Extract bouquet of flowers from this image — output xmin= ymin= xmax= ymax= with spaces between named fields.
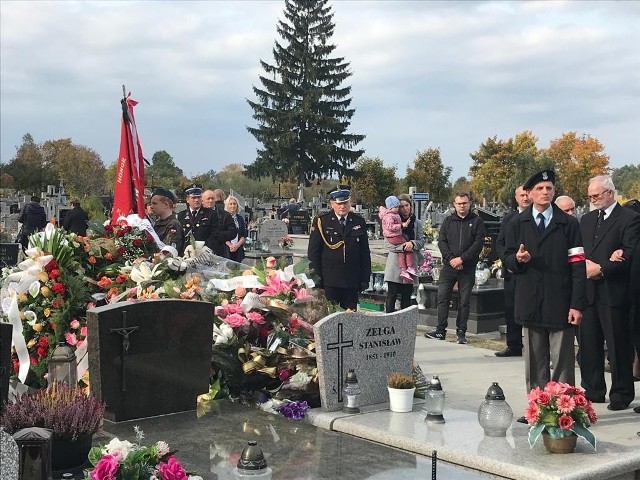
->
xmin=422 ymin=218 xmax=438 ymax=243
xmin=278 ymin=236 xmax=294 ymax=250
xmin=525 ymin=381 xmax=597 ymax=450
xmin=86 ymin=427 xmax=202 ymax=480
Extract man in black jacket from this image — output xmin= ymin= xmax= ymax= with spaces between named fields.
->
xmin=62 ymin=199 xmax=89 ymax=236
xmin=425 ymin=192 xmax=485 ymax=344
xmin=17 ymin=196 xmax=47 ymax=249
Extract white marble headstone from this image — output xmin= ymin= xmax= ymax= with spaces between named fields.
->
xmin=258 ymin=219 xmax=289 ymax=251
xmin=313 ymin=306 xmax=419 ymax=411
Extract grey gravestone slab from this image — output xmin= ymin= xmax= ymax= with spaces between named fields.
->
xmin=257 ymin=219 xmax=289 ymax=251
xmin=88 ymin=299 xmax=214 ymax=422
xmin=0 ymin=243 xmax=20 ymax=267
xmin=313 ymin=306 xmax=419 ymax=411
xmin=0 ymin=322 xmax=12 ymax=411
xmin=0 ymin=429 xmax=19 ymax=480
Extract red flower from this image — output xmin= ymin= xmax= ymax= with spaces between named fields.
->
xmin=36 ymin=345 xmax=47 ymax=358
xmin=117 ymin=247 xmax=127 ymax=255
xmin=158 ymin=457 xmax=188 ymax=480
xmin=558 ymin=414 xmax=574 ymax=430
xmin=38 ymin=337 xmax=48 ymax=347
xmin=44 ymin=260 xmax=59 ymax=272
xmin=145 ymin=232 xmax=154 ymax=243
xmin=48 ymin=269 xmax=60 ymax=280
xmin=115 ymin=274 xmax=128 ymax=284
xmin=51 ymin=283 xmax=66 ymax=295
xmin=52 ymin=299 xmax=60 ymax=309
xmin=132 ymin=238 xmax=142 ymax=247
xmin=104 ymin=224 xmax=114 ymax=232
xmin=121 ymin=225 xmax=132 ymax=235
xmin=30 ymin=356 xmax=38 ymax=365
xmin=12 ymin=359 xmax=19 ymax=374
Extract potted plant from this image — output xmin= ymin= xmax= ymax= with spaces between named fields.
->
xmin=387 ymin=372 xmax=416 ymax=412
xmin=525 ymin=381 xmax=597 ymax=453
xmin=0 ymin=382 xmax=105 ymax=471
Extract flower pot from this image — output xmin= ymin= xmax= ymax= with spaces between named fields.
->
xmin=52 ymin=434 xmax=93 ymax=471
xmin=388 ymin=387 xmax=416 ymax=412
xmin=542 ymin=432 xmax=577 ymax=454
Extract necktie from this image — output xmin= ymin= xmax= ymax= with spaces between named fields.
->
xmin=594 ymin=209 xmax=604 ymax=240
xmin=340 ymin=217 xmax=346 ymax=232
xmin=537 ymin=213 xmax=546 ymax=234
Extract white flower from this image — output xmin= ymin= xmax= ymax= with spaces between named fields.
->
xmin=130 ymin=262 xmax=163 ymax=285
xmin=23 ymin=310 xmax=37 ymax=324
xmin=287 ymin=372 xmax=311 ymax=390
xmin=213 ymin=323 xmax=234 ymax=346
xmin=156 ymin=440 xmax=170 ymax=456
xmin=105 ymin=438 xmax=135 ymax=462
xmin=28 ymin=281 xmax=40 ymax=298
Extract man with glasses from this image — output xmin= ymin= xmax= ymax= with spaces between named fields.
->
xmin=579 ymin=175 xmax=640 ymax=411
xmin=425 ymin=192 xmax=485 ymax=344
xmin=555 ymin=196 xmax=576 ymax=217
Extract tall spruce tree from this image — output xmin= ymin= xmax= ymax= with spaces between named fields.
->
xmin=246 ymin=0 xmax=365 ymax=186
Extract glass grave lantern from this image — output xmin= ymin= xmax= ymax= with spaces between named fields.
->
xmin=423 ymin=375 xmax=445 ymax=423
xmin=47 ymin=342 xmax=77 ymax=386
xmin=234 ymin=440 xmax=273 ymax=479
xmin=477 ymin=382 xmax=513 ymax=437
xmin=342 ymin=369 xmax=361 ymax=414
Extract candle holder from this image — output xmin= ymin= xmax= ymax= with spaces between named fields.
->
xmin=342 ymin=369 xmax=361 ymax=414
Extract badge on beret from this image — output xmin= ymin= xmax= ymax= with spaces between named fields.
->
xmin=542 ymin=171 xmax=548 ymax=180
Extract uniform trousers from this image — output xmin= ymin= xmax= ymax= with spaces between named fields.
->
xmin=503 ymin=276 xmax=523 ymax=351
xmin=524 ymin=326 xmax=576 ymax=392
xmin=324 ymin=287 xmax=359 ymax=311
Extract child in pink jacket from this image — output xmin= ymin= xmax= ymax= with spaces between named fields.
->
xmin=379 ymin=195 xmax=416 ymax=282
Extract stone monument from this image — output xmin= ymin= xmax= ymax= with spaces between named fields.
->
xmin=257 ymin=219 xmax=289 ymax=252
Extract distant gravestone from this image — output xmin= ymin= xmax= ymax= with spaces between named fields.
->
xmin=88 ymin=299 xmax=214 ymax=422
xmin=313 ymin=306 xmax=419 ymax=411
xmin=258 ymin=219 xmax=289 ymax=251
xmin=0 ymin=243 xmax=20 ymax=267
xmin=0 ymin=428 xmax=19 ymax=480
xmin=287 ymin=210 xmax=310 ymax=234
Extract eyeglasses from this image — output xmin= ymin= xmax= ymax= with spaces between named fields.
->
xmin=587 ymin=189 xmax=611 ymax=201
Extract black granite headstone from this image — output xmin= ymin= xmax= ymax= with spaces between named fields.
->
xmin=0 ymin=322 xmax=12 ymax=412
xmin=287 ymin=210 xmax=310 ymax=234
xmin=0 ymin=243 xmax=20 ymax=267
xmin=87 ymin=299 xmax=214 ymax=422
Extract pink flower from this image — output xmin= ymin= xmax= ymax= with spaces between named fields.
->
xmin=224 ymin=313 xmax=248 ymax=328
xmin=214 ymin=305 xmax=230 ymax=318
xmin=80 ymin=326 xmax=88 ymax=337
xmin=293 ymin=287 xmax=313 ymax=302
xmin=90 ymin=454 xmax=118 ymax=480
xmin=558 ymin=414 xmax=574 ymax=430
xmin=586 ymin=406 xmax=597 ymax=424
xmin=69 ymin=319 xmax=80 ymax=329
xmin=527 ymin=387 xmax=543 ymax=403
xmin=524 ymin=402 xmax=539 ymax=424
xmin=573 ymin=394 xmax=588 ymax=408
xmin=265 ymin=256 xmax=276 ymax=268
xmin=556 ymin=394 xmax=575 ymax=414
xmin=537 ymin=391 xmax=551 ymax=406
xmin=246 ymin=311 xmax=266 ymax=325
xmin=234 ymin=285 xmax=247 ymax=298
xmin=87 ymin=302 xmax=96 ymax=310
xmin=64 ymin=332 xmax=78 ymax=346
xmin=544 ymin=381 xmax=566 ymax=397
xmin=261 ymin=274 xmax=292 ymax=296
xmin=76 ymin=340 xmax=85 ymax=349
xmin=158 ymin=456 xmax=188 ymax=480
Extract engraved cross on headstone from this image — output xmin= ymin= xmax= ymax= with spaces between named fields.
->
xmin=326 ymin=323 xmax=354 ymax=403
xmin=109 ymin=311 xmax=139 ymax=392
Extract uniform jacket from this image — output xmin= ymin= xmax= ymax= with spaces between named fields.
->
xmin=495 ymin=210 xmax=518 ymax=280
xmin=437 ymin=210 xmax=486 ymax=272
xmin=18 ymin=201 xmax=47 ymax=233
xmin=178 ymin=207 xmax=238 ymax=257
xmin=308 ymin=211 xmax=371 ymax=289
xmin=505 ymin=204 xmax=586 ymax=329
xmin=62 ymin=206 xmax=89 ymax=236
xmin=153 ymin=214 xmax=184 ymax=255
xmin=384 ymin=216 xmax=425 ymax=284
xmin=580 ymin=203 xmax=640 ymax=307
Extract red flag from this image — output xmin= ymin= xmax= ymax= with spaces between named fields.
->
xmin=110 ymin=93 xmax=146 ymax=224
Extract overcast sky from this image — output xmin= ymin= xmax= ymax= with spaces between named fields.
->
xmin=1 ymin=0 xmax=638 ymax=184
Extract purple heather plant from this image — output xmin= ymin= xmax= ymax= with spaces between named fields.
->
xmin=0 ymin=382 xmax=105 ymax=441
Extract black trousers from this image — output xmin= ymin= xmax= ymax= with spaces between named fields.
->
xmin=324 ymin=286 xmax=359 ymax=311
xmin=503 ymin=276 xmax=523 ymax=350
xmin=385 ymin=281 xmax=413 ymax=313
xmin=435 ymin=266 xmax=474 ymax=334
xmin=579 ymin=295 xmax=635 ymax=405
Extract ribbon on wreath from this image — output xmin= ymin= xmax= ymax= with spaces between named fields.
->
xmin=237 ymin=342 xmax=277 ymax=378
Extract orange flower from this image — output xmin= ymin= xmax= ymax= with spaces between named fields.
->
xmin=43 ymin=308 xmax=51 ymax=318
xmin=88 ymin=256 xmax=97 ymax=264
xmin=40 ymin=286 xmax=51 ymax=297
xmin=107 ymin=287 xmax=119 ymax=298
xmin=97 ymin=276 xmax=113 ymax=288
xmin=104 ymin=252 xmax=113 ymax=260
xmin=83 ymin=243 xmax=90 ymax=252
xmin=242 ymin=269 xmax=254 ymax=276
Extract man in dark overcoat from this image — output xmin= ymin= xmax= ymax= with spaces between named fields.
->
xmin=505 ymin=170 xmax=586 ymax=416
xmin=308 ymin=188 xmax=371 ymax=310
xmin=494 ymin=185 xmax=530 ymax=357
xmin=178 ymin=184 xmax=237 ymax=257
xmin=62 ymin=199 xmax=89 ymax=236
xmin=579 ymin=175 xmax=640 ymax=411
xmin=17 ymin=196 xmax=47 ymax=249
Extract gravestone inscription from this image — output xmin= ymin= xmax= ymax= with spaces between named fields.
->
xmin=88 ymin=299 xmax=213 ymax=422
xmin=313 ymin=306 xmax=419 ymax=411
xmin=286 ymin=210 xmax=310 ymax=234
xmin=0 ymin=243 xmax=20 ymax=267
xmin=257 ymin=219 xmax=289 ymax=252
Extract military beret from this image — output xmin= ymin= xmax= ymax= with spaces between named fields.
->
xmin=184 ymin=184 xmax=203 ymax=197
xmin=152 ymin=187 xmax=176 ymax=202
xmin=523 ymin=170 xmax=555 ymax=190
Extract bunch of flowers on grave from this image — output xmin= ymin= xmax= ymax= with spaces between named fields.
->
xmin=0 ymin=225 xmax=90 ymax=388
xmin=418 ymin=248 xmax=433 ymax=276
xmin=278 ymin=235 xmax=294 ymax=250
xmin=91 ymin=218 xmax=158 ymax=264
xmin=86 ymin=426 xmax=203 ymax=480
xmin=204 ymin=256 xmax=329 ymax=414
xmin=525 ymin=381 xmax=597 ymax=450
xmin=422 ymin=218 xmax=438 ymax=243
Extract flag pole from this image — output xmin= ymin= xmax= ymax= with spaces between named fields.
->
xmin=122 ymin=84 xmax=126 ymax=99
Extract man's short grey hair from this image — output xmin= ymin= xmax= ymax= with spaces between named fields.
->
xmin=555 ymin=195 xmax=575 ymax=207
xmin=589 ymin=175 xmax=615 ymax=192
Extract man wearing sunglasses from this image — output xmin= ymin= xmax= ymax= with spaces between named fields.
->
xmin=579 ymin=175 xmax=640 ymax=411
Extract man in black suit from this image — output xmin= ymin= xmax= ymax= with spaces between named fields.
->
xmin=62 ymin=199 xmax=89 ymax=236
xmin=495 ymin=185 xmax=530 ymax=357
xmin=178 ymin=184 xmax=237 ymax=257
xmin=579 ymin=175 xmax=640 ymax=411
xmin=308 ymin=188 xmax=371 ymax=310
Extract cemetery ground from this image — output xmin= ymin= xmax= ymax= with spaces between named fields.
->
xmin=91 ymin=328 xmax=640 ymax=480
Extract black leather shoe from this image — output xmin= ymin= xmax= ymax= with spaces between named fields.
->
xmin=607 ymin=402 xmax=630 ymax=411
xmin=585 ymin=394 xmax=605 ymax=403
xmin=495 ymin=348 xmax=522 ymax=357
xmin=516 ymin=416 xmax=528 ymax=424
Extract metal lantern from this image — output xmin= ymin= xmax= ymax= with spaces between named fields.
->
xmin=47 ymin=342 xmax=77 ymax=386
xmin=343 ymin=369 xmax=361 ymax=414
xmin=13 ymin=427 xmax=53 ymax=480
xmin=234 ymin=440 xmax=273 ymax=479
xmin=423 ymin=375 xmax=445 ymax=423
xmin=477 ymin=382 xmax=513 ymax=437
